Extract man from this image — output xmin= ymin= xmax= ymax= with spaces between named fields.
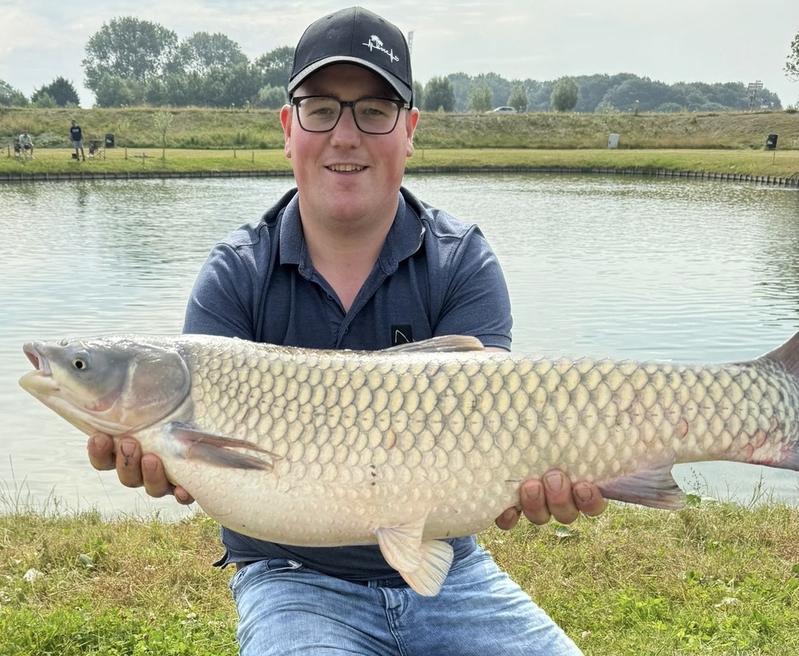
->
xmin=19 ymin=132 xmax=34 ymax=158
xmin=70 ymin=120 xmax=86 ymax=161
xmin=88 ymin=7 xmax=605 ymax=654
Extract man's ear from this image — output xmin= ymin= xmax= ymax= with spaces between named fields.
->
xmin=280 ymin=104 xmax=293 ymax=159
xmin=405 ymin=107 xmax=420 ymax=158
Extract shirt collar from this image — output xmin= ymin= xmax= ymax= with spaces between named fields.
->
xmin=278 ymin=190 xmax=425 ymax=276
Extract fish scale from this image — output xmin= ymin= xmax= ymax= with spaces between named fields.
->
xmin=19 ymin=331 xmax=799 ymax=596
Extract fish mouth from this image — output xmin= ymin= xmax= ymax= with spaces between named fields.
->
xmin=23 ymin=341 xmax=51 ymax=375
xmin=20 ymin=341 xmax=56 ymax=392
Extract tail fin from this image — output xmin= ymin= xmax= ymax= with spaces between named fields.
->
xmin=757 ymin=330 xmax=799 ymax=471
xmin=758 ymin=330 xmax=799 ymax=376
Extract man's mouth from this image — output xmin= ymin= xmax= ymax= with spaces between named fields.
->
xmin=327 ymin=164 xmax=366 ymax=173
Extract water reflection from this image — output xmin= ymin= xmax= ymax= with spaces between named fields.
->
xmin=1 ymin=174 xmax=798 ymax=517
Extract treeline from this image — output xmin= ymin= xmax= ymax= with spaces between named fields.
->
xmin=445 ymin=73 xmax=784 ymax=113
xmin=0 ymin=16 xmax=787 ymax=113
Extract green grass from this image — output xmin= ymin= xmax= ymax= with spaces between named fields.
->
xmin=1 ymin=106 xmax=797 ymax=151
xmin=2 ymin=147 xmax=798 ymax=181
xmin=2 ymin=496 xmax=798 ymax=655
xmin=2 ymin=106 xmax=797 ymax=179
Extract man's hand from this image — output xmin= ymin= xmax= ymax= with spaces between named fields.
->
xmin=87 ymin=433 xmax=194 ymax=505
xmin=495 ymin=469 xmax=607 ymax=530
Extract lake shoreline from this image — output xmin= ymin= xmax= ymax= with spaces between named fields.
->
xmin=2 ymin=163 xmax=798 ymax=187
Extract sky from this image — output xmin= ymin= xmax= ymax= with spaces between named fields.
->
xmin=1 ymin=0 xmax=797 ymax=108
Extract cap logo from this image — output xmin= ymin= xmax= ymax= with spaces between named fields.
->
xmin=362 ymin=35 xmax=399 ymax=64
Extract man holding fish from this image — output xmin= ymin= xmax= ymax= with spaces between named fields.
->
xmin=86 ymin=7 xmax=605 ymax=655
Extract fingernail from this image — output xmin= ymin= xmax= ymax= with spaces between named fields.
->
xmin=502 ymin=508 xmax=517 ymax=523
xmin=545 ymin=471 xmax=564 ymax=492
xmin=523 ymin=482 xmax=541 ymax=503
xmin=119 ymin=440 xmax=135 ymax=465
xmin=575 ymin=486 xmax=593 ymax=502
xmin=142 ymin=457 xmax=157 ymax=473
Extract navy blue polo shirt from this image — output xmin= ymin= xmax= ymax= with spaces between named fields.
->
xmin=184 ymin=186 xmax=513 ymax=581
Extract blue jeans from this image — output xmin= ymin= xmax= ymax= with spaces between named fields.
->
xmin=229 ymin=545 xmax=582 ymax=655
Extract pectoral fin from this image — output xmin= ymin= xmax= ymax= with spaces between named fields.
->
xmin=166 ymin=423 xmax=279 ymax=471
xmin=383 ymin=335 xmax=485 ymax=353
xmin=375 ymin=517 xmax=454 ymax=596
xmin=597 ymin=463 xmax=686 ymax=510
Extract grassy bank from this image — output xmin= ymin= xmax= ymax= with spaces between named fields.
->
xmin=2 ymin=147 xmax=799 ymax=181
xmin=2 ymin=498 xmax=798 ymax=655
xmin=1 ymin=106 xmax=797 ymax=151
xmin=2 ymin=106 xmax=797 ymax=180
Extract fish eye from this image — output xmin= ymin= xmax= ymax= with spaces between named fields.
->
xmin=72 ymin=353 xmax=90 ymax=370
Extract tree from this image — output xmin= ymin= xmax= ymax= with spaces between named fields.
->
xmin=254 ymin=85 xmax=287 ymax=109
xmin=32 ymin=77 xmax=80 ymax=107
xmin=412 ymin=81 xmax=424 ymax=109
xmin=83 ymin=17 xmax=179 ymax=92
xmin=93 ymin=73 xmax=146 ymax=108
xmin=153 ymin=110 xmax=173 ymax=159
xmin=32 ymin=92 xmax=57 ymax=108
xmin=786 ymin=32 xmax=799 ymax=81
xmin=254 ymin=46 xmax=294 ymax=91
xmin=475 ymin=73 xmax=511 ymax=112
xmin=601 ymin=77 xmax=672 ymax=112
xmin=550 ymin=77 xmax=578 ymax=112
xmin=200 ymin=62 xmax=262 ymax=108
xmin=174 ymin=32 xmax=248 ymax=75
xmin=447 ymin=72 xmax=474 ymax=112
xmin=468 ymin=84 xmax=493 ymax=113
xmin=571 ymin=73 xmax=637 ymax=112
xmin=423 ymin=76 xmax=455 ymax=112
xmin=527 ymin=81 xmax=554 ymax=112
xmin=0 ymin=79 xmax=29 ymax=106
xmin=507 ymin=85 xmax=528 ymax=113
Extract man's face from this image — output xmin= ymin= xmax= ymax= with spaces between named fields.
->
xmin=280 ymin=64 xmax=419 ymax=225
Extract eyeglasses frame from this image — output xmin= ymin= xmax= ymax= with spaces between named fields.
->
xmin=290 ymin=95 xmax=410 ymax=135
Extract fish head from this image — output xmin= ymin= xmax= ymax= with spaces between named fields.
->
xmin=19 ymin=336 xmax=190 ymax=436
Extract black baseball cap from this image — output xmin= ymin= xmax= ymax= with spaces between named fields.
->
xmin=288 ymin=6 xmax=413 ymax=105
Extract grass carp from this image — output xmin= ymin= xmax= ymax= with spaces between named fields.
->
xmin=19 ymin=332 xmax=799 ymax=595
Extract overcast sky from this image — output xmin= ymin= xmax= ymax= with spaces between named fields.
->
xmin=2 ymin=0 xmax=797 ymax=107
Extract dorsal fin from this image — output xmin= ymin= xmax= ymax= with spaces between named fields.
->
xmin=383 ymin=335 xmax=485 ymax=354
xmin=757 ymin=330 xmax=799 ymax=377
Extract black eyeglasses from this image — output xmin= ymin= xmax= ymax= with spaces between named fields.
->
xmin=291 ymin=96 xmax=409 ymax=135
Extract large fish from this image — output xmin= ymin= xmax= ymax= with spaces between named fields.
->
xmin=19 ymin=332 xmax=799 ymax=595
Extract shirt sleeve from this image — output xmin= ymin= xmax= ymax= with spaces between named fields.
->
xmin=183 ymin=242 xmax=258 ymax=339
xmin=432 ymin=226 xmax=513 ymax=351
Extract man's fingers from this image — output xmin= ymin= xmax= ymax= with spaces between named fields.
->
xmin=87 ymin=433 xmax=193 ymax=504
xmin=573 ymin=482 xmax=607 ymax=517
xmin=115 ymin=437 xmax=144 ymax=488
xmin=542 ymin=470 xmax=580 ymax=525
xmin=495 ymin=506 xmax=521 ymax=531
xmin=514 ymin=473 xmax=608 ymax=529
xmin=87 ymin=433 xmax=116 ymax=471
xmin=519 ymin=479 xmax=553 ymax=526
xmin=140 ymin=453 xmax=174 ymax=498
xmin=141 ymin=454 xmax=195 ymax=504
xmin=174 ymin=486 xmax=195 ymax=505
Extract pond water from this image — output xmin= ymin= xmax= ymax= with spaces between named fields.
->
xmin=1 ymin=173 xmax=798 ymax=518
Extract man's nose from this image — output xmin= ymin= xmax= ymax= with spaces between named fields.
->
xmin=330 ymin=105 xmax=362 ymax=143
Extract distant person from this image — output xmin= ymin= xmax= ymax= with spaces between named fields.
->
xmin=70 ymin=120 xmax=85 ymax=161
xmin=19 ymin=132 xmax=34 ymax=159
